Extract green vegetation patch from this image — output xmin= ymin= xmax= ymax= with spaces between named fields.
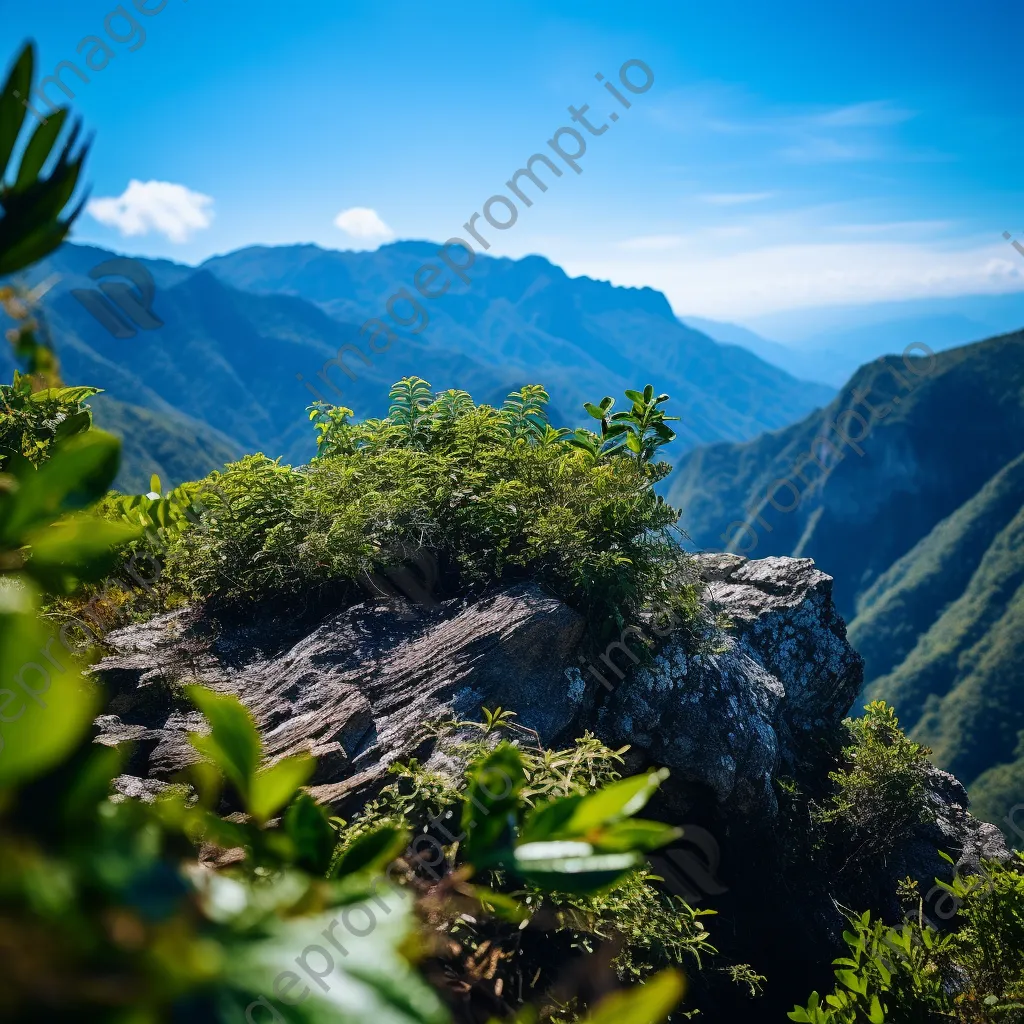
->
xmin=98 ymin=378 xmax=700 ymax=643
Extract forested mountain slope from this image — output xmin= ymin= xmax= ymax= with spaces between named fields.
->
xmin=668 ymin=331 xmax=1024 ymax=619
xmin=666 ymin=330 xmax=1024 ymax=836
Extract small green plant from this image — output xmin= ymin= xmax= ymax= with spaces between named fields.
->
xmin=389 ymin=374 xmax=436 ymax=446
xmin=0 ymin=373 xmax=99 ymax=470
xmin=502 ymin=384 xmax=552 ymax=441
xmin=480 ymin=706 xmax=520 ymax=734
xmin=573 ymin=385 xmax=679 ymax=471
xmin=308 ymin=400 xmax=360 ymax=457
xmin=432 ymin=388 xmax=475 ymax=427
xmin=811 ymin=701 xmax=932 ymax=878
xmin=790 ymin=856 xmax=1024 ymax=1022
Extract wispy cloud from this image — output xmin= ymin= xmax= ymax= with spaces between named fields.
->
xmin=810 ymin=101 xmax=915 ymax=127
xmin=618 ymin=234 xmax=685 ymax=251
xmin=87 ymin=180 xmax=214 ymax=243
xmin=835 ymin=219 xmax=953 ymax=236
xmin=333 ymin=206 xmax=394 ymax=242
xmin=700 ymin=191 xmax=774 ymax=205
xmin=650 ymin=87 xmax=918 ymax=165
xmin=779 ymin=138 xmax=882 ymax=163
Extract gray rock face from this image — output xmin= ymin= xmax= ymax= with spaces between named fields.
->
xmin=598 ymin=553 xmax=864 ymax=818
xmin=699 ymin=554 xmax=864 ymax=736
xmin=92 ymin=584 xmax=587 ymax=804
xmin=919 ymin=767 xmax=1011 ymax=875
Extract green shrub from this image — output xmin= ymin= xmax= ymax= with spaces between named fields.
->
xmin=811 ymin=701 xmax=933 ymax=878
xmin=143 ymin=379 xmax=695 ymax=641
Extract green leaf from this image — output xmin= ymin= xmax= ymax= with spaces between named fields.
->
xmin=837 ymin=969 xmax=867 ymax=995
xmin=14 ymin=108 xmax=67 ymax=190
xmin=53 ymin=410 xmax=94 ymax=443
xmin=333 ymin=825 xmax=410 ymax=879
xmin=553 ymin=768 xmax=669 ymax=838
xmin=0 ymin=430 xmax=122 ymax=544
xmin=520 ymin=793 xmax=584 ymax=843
xmin=248 ymin=753 xmax=316 ymax=825
xmin=461 ymin=742 xmax=525 ymax=867
xmin=0 ymin=583 xmax=99 ymax=788
xmin=868 ymin=994 xmax=885 ymax=1022
xmin=512 ymin=840 xmax=643 ymax=894
xmin=24 ymin=514 xmax=141 ymax=593
xmin=186 ymin=686 xmax=261 ymax=798
xmin=225 ymin=888 xmax=451 ymax=1024
xmin=28 ymin=385 xmax=102 ymax=405
xmin=285 ymin=793 xmax=338 ymax=874
xmin=588 ymin=819 xmax=682 ymax=853
xmin=0 ymin=44 xmax=32 ymax=181
xmin=583 ymin=969 xmax=685 ymax=1024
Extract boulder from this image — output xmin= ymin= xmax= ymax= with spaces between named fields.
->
xmin=597 ymin=553 xmax=864 ymax=818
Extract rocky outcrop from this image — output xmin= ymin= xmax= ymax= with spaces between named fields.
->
xmin=597 ymin=553 xmax=864 ymax=818
xmin=93 ymin=584 xmax=587 ymax=807
xmin=91 ymin=554 xmax=1005 ymax=880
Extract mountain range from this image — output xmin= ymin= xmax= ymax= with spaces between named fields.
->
xmin=667 ymin=329 xmax=1024 ymax=838
xmin=8 ymin=239 xmax=1024 ymax=833
xmin=684 ymin=291 xmax=1024 ymax=387
xmin=3 ymin=240 xmax=835 ymax=489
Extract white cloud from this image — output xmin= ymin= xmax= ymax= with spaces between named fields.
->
xmin=333 ymin=206 xmax=394 ymax=242
xmin=701 ymin=192 xmax=773 ymax=205
xmin=562 ymin=239 xmax=1024 ymax=319
xmin=835 ymin=220 xmax=953 ymax=236
xmin=87 ymin=180 xmax=214 ymax=243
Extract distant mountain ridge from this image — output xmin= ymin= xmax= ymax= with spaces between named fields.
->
xmin=687 ymin=292 xmax=1024 ymax=386
xmin=200 ymin=240 xmax=835 ymax=447
xmin=4 ymin=240 xmax=835 ymax=487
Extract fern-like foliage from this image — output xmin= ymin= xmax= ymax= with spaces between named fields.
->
xmin=501 ymin=384 xmax=550 ymax=440
xmin=431 ymin=388 xmax=475 ymax=427
xmin=387 ymin=375 xmax=435 ymax=447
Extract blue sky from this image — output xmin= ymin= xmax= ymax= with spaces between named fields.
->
xmin=6 ymin=0 xmax=1024 ymax=318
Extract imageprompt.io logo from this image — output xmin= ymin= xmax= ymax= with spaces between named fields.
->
xmin=71 ymin=258 xmax=164 ymax=339
xmin=648 ymin=825 xmax=729 ymax=904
